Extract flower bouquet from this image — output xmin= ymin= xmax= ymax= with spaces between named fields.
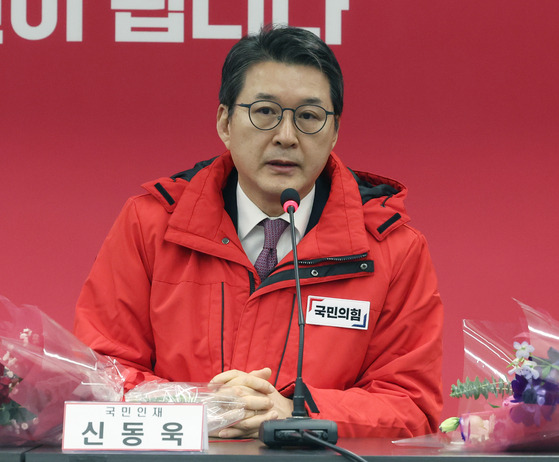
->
xmin=439 ymin=299 xmax=559 ymax=451
xmin=0 ymin=296 xmax=126 ymax=446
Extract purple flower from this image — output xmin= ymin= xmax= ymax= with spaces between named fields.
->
xmin=511 ymin=374 xmax=559 ymax=405
xmin=522 ymin=381 xmax=547 ymax=405
xmin=511 ymin=374 xmax=528 ymax=402
xmin=540 ymin=380 xmax=559 ymax=406
xmin=510 ymin=403 xmax=555 ymax=427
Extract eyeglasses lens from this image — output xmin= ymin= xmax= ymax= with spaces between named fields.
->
xmin=249 ymin=101 xmax=327 ymax=134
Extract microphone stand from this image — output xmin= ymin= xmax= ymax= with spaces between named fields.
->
xmin=259 ymin=190 xmax=338 ymax=447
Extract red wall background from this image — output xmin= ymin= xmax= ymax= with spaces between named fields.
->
xmin=1 ymin=0 xmax=558 ymax=420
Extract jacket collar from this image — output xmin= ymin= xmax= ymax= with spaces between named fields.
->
xmin=221 ymin=167 xmax=331 ymax=237
xmin=141 ymin=151 xmax=410 ymax=262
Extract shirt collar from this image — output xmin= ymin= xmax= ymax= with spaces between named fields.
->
xmin=237 ymin=184 xmax=315 ymax=240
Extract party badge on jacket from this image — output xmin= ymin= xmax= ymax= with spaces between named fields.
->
xmin=306 ymin=296 xmax=369 ymax=330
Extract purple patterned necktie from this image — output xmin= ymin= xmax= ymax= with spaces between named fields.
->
xmin=254 ymin=218 xmax=289 ymax=281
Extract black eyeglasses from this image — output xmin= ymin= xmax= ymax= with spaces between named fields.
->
xmin=236 ymin=100 xmax=335 ymax=134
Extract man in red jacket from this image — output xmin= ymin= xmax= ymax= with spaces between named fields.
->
xmin=74 ymin=25 xmax=443 ymax=439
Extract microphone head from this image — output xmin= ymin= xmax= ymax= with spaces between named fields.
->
xmin=281 ymin=188 xmax=300 ymax=213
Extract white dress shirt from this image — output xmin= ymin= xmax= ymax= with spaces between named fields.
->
xmin=237 ymin=184 xmax=315 ymax=265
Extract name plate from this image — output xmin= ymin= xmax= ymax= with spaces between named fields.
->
xmin=62 ymin=402 xmax=208 ymax=452
xmin=306 ymin=296 xmax=370 ymax=330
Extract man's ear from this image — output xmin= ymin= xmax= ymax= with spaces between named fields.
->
xmin=216 ymin=104 xmax=231 ymax=148
xmin=331 ymin=116 xmax=340 ymax=150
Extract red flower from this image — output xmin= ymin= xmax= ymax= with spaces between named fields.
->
xmin=0 ymin=378 xmax=12 ymax=405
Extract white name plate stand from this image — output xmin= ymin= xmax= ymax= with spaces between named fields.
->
xmin=63 ymin=401 xmax=208 ymax=452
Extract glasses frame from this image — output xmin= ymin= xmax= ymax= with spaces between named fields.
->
xmin=236 ymin=100 xmax=335 ymax=135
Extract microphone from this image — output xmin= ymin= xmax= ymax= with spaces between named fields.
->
xmin=281 ymin=188 xmax=300 ymax=214
xmin=259 ymin=189 xmax=338 ymax=447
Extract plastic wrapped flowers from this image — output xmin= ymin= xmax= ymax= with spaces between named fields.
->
xmin=439 ymin=299 xmax=559 ymax=451
xmin=0 ymin=295 xmax=246 ymax=446
xmin=0 ymin=296 xmax=126 ymax=446
xmin=125 ymin=381 xmax=245 ymax=434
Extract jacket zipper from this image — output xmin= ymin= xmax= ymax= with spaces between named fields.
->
xmin=250 ymin=253 xmax=371 ymax=293
xmin=294 ymin=252 xmax=368 ymax=267
xmin=221 ymin=282 xmax=225 ymax=372
xmin=248 ymin=270 xmax=256 ymax=295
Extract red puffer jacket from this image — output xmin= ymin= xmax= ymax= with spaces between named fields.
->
xmin=74 ymin=151 xmax=443 ymax=438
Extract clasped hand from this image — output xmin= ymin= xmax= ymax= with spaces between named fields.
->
xmin=209 ymin=367 xmax=294 ymax=439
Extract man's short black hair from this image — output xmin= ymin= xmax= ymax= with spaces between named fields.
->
xmin=219 ymin=24 xmax=344 ymax=121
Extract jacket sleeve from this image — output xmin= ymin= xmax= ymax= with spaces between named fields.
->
xmin=74 ymin=196 xmax=165 ymax=392
xmin=301 ymin=229 xmax=444 ymax=438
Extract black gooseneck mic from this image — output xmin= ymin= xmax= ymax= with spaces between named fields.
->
xmin=259 ymin=188 xmax=338 ymax=447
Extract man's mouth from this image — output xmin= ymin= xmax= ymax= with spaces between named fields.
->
xmin=266 ymin=160 xmax=299 ymax=174
xmin=267 ymin=159 xmax=298 ymax=168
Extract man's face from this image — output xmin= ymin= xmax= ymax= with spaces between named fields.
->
xmin=217 ymin=61 xmax=339 ymax=216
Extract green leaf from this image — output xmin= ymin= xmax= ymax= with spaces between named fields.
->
xmin=449 ymin=376 xmax=512 ymax=400
xmin=0 ymin=400 xmax=36 ymax=426
xmin=0 ymin=406 xmax=11 ymax=426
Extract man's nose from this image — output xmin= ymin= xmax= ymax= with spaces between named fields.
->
xmin=273 ymin=110 xmax=299 ymax=146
